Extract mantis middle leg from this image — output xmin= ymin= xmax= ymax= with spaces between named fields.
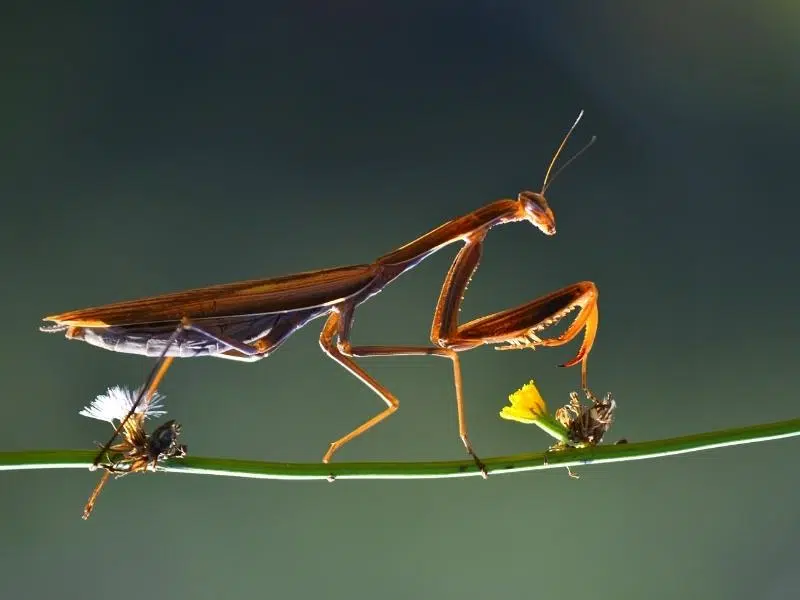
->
xmin=318 ymin=306 xmax=488 ymax=476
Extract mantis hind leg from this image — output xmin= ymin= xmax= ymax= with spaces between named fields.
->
xmin=92 ymin=317 xmax=280 ymax=466
xmin=92 ymin=323 xmax=184 ymax=467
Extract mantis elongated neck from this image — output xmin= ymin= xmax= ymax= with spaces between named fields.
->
xmin=376 ymin=199 xmax=524 ymax=269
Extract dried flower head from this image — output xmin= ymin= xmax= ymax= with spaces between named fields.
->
xmin=81 ymin=385 xmax=187 ymax=520
xmin=555 ymin=388 xmax=616 ymax=447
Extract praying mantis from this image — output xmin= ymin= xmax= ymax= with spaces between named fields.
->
xmin=41 ymin=111 xmax=599 ymax=476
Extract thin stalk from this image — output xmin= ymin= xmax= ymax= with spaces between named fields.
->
xmin=1 ymin=417 xmax=798 ymax=480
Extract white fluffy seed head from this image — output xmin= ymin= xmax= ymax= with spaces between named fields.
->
xmin=79 ymin=385 xmax=168 ymax=423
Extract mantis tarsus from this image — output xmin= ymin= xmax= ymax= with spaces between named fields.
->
xmin=41 ymin=112 xmax=599 ymax=476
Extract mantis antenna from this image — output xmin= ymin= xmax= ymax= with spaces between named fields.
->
xmin=542 ymin=135 xmax=597 ymax=194
xmin=540 ymin=110 xmax=588 ymax=194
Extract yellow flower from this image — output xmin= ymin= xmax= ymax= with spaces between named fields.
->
xmin=499 ymin=379 xmax=571 ymax=443
xmin=499 ymin=380 xmax=548 ymax=424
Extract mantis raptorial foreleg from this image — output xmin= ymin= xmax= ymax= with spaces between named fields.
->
xmin=459 ymin=282 xmax=599 ymax=390
xmin=430 ymin=237 xmax=598 ymax=388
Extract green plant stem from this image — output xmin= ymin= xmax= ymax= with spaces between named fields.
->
xmin=2 ymin=418 xmax=798 ymax=480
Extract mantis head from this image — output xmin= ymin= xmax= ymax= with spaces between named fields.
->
xmin=519 ymin=109 xmax=595 ymax=238
xmin=519 ymin=191 xmax=556 ymax=236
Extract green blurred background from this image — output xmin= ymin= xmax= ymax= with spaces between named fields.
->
xmin=2 ymin=2 xmax=798 ymax=599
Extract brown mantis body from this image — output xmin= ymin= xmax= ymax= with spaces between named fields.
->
xmin=41 ymin=113 xmax=599 ymax=475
